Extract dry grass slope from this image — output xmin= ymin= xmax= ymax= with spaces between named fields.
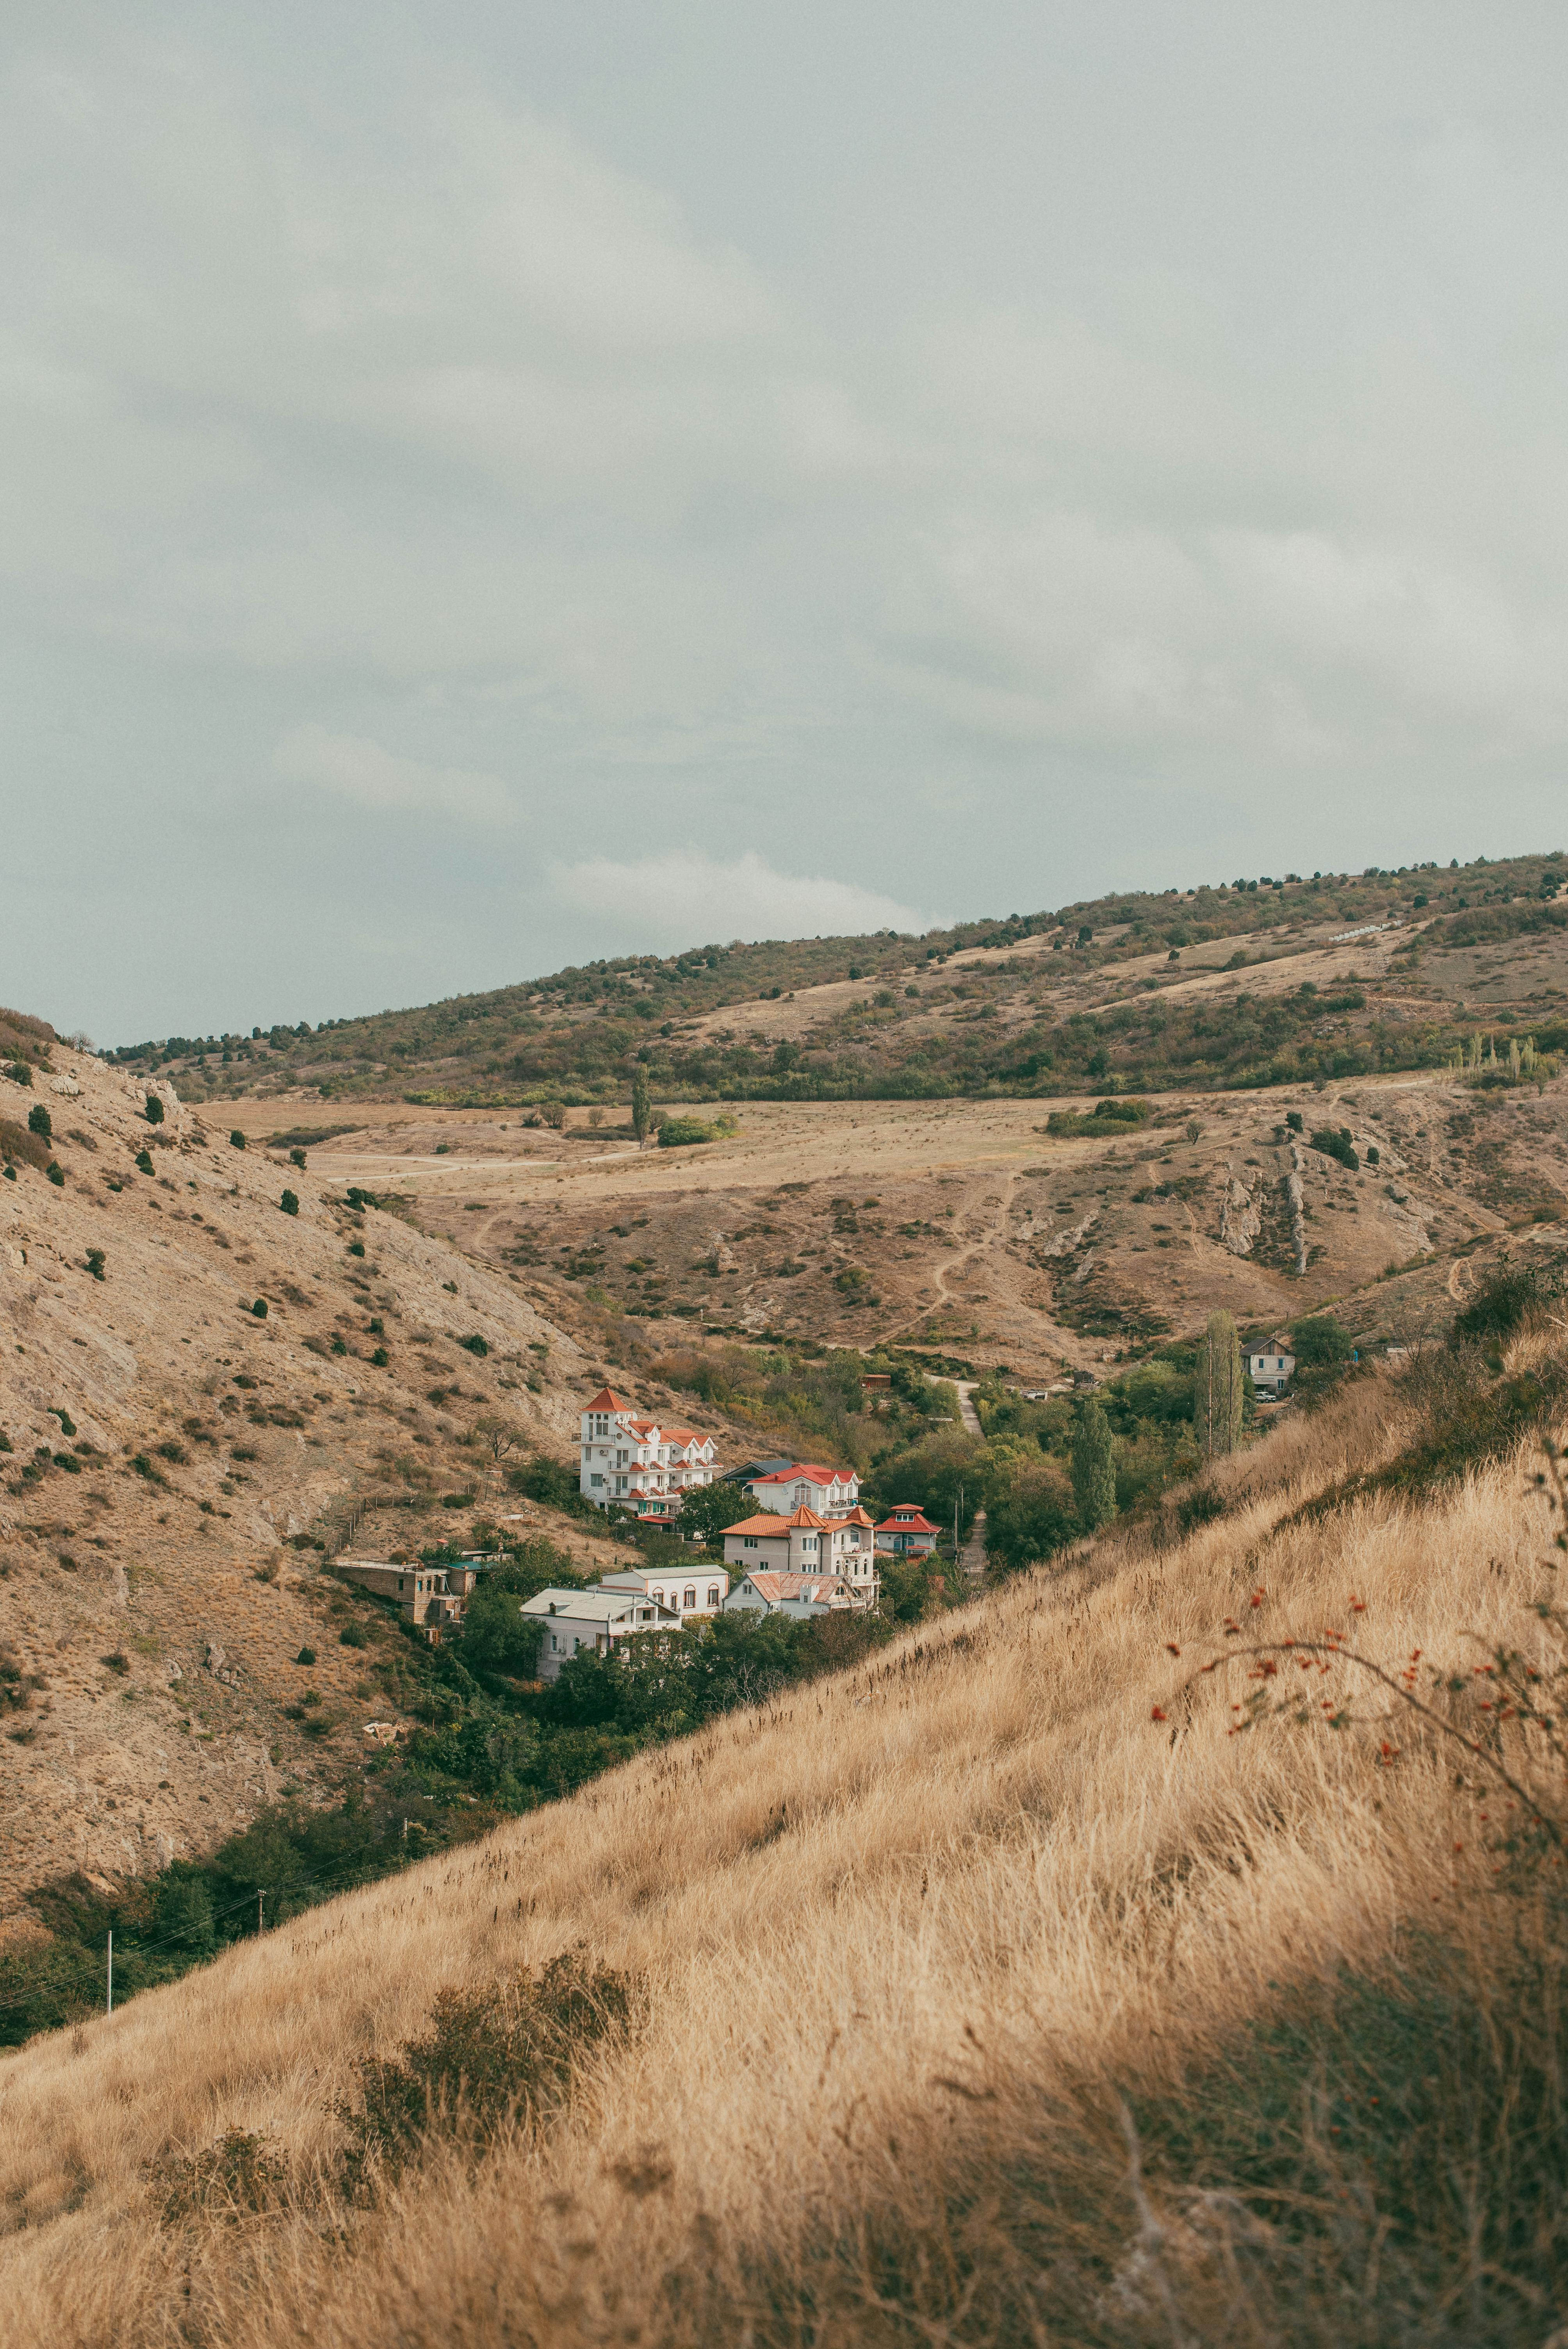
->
xmin=4 ymin=1356 xmax=1568 ymax=2342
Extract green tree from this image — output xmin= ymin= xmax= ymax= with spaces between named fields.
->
xmin=144 ymin=1093 xmax=165 ymax=1125
xmin=676 ymin=1480 xmax=755 ymax=1548
xmin=458 ymin=1580 xmax=546 ymax=1681
xmin=1291 ymin=1313 xmax=1354 ymax=1366
xmin=631 ymin=1068 xmax=652 ymax=1142
xmin=27 ymin=1103 xmax=50 ymax=1141
xmin=984 ymin=1456 xmax=1076 ymax=1571
xmin=1196 ymin=1310 xmax=1245 ymax=1459
xmin=1070 ymin=1399 xmax=1117 ymax=1530
xmin=280 ymin=1190 xmax=299 ymax=1215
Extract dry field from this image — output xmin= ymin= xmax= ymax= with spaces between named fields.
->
xmin=212 ymin=1073 xmax=1568 ymax=1381
xmin=4 ymin=1361 xmax=1566 ymax=2344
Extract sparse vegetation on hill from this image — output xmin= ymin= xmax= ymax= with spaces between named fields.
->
xmin=103 ymin=848 xmax=1568 ymax=1106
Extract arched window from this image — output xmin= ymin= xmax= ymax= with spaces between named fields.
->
xmin=684 ymin=1587 xmax=696 ymax=1609
xmin=707 ymin=1586 xmax=720 ymax=1608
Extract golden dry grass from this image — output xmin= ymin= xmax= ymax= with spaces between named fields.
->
xmin=2 ymin=1365 xmax=1564 ymax=2345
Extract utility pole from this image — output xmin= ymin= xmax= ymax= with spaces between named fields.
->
xmin=257 ymin=1889 xmax=265 ymax=1936
xmin=106 ymin=1930 xmax=112 ymax=2017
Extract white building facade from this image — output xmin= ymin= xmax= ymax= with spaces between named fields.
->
xmin=597 ymin=1566 xmax=729 ymax=1620
xmin=744 ymin=1461 xmax=861 ymax=1516
xmin=579 ymin=1386 xmax=717 ymax=1513
xmin=722 ymin=1504 xmax=877 ymax=1604
xmin=1246 ymin=1342 xmax=1296 ymax=1394
xmin=520 ymin=1586 xmax=681 ymax=1679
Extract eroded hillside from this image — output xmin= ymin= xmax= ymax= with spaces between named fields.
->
xmin=215 ymin=1071 xmax=1568 ymax=1385
xmin=0 ymin=1033 xmax=627 ymax=1923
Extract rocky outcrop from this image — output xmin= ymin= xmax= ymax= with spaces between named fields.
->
xmin=1219 ymin=1167 xmax=1261 ymax=1257
xmin=1285 ymin=1147 xmax=1309 ymax=1276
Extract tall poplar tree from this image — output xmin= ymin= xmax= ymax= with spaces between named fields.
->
xmin=1197 ymin=1310 xmax=1245 ymax=1459
xmin=631 ymin=1068 xmax=652 ymax=1142
xmin=1070 ymin=1398 xmax=1117 ymax=1531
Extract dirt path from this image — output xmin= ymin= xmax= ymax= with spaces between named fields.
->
xmin=952 ymin=1381 xmax=989 ymax=1579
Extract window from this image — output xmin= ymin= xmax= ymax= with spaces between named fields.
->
xmin=684 ymin=1587 xmax=696 ymax=1609
xmin=551 ymin=1633 xmax=559 ymax=1652
xmin=590 ymin=1472 xmax=603 ymax=1488
xmin=744 ymin=1536 xmax=757 ymax=1549
xmin=707 ymin=1586 xmax=720 ymax=1608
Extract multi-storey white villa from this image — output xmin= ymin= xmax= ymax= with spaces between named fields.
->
xmin=579 ymin=1386 xmax=717 ymax=1514
xmin=743 ymin=1460 xmax=861 ymax=1515
xmin=722 ymin=1503 xmax=878 ymax=1605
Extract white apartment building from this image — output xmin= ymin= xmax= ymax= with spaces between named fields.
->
xmin=722 ymin=1504 xmax=877 ymax=1604
xmin=520 ymin=1586 xmax=681 ymax=1680
xmin=597 ymin=1566 xmax=729 ymax=1619
xmin=744 ymin=1461 xmax=861 ymax=1516
xmin=579 ymin=1386 xmax=717 ymax=1514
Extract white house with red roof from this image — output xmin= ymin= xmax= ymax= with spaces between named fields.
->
xmin=744 ymin=1461 xmax=861 ymax=1516
xmin=873 ymin=1504 xmax=939 ymax=1558
xmin=721 ymin=1502 xmax=877 ymax=1604
xmin=578 ymin=1387 xmax=716 ymax=1515
xmin=723 ymin=1570 xmax=857 ymax=1619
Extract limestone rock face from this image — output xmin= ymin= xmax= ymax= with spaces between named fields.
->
xmin=1220 ymin=1172 xmax=1262 ymax=1258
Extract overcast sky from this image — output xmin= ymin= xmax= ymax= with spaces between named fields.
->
xmin=6 ymin=3 xmax=1568 ymax=1043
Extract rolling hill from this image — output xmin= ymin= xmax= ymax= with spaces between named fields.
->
xmin=104 ymin=847 xmax=1568 ymax=1111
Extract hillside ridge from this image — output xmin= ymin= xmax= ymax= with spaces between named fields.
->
xmin=103 ymin=846 xmax=1568 ymax=1110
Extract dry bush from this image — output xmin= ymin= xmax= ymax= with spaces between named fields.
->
xmin=4 ymin=1367 xmax=1568 ymax=2346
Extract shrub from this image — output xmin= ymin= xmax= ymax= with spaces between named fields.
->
xmin=0 ymin=1119 xmax=51 ymax=1171
xmin=371 ymin=1347 xmax=389 ymax=1367
xmin=459 ymin=1334 xmax=489 ymax=1358
xmin=46 ymin=1163 xmax=64 ymax=1187
xmin=144 ymin=1093 xmax=164 ymax=1125
xmin=135 ymin=1149 xmax=154 ymax=1174
xmin=347 ymin=1240 xmax=365 ymax=1257
xmin=331 ymin=1954 xmax=632 ymax=2199
xmin=290 ymin=1148 xmax=306 ymax=1168
xmin=101 ymin=1652 xmax=130 ymax=1675
xmin=1045 ymin=1099 xmax=1151 ymax=1139
xmin=251 ymin=1298 xmax=268 ymax=1319
xmin=1310 ymin=1125 xmax=1360 ymax=1171
xmin=85 ymin=1249 xmax=105 ymax=1281
xmin=339 ymin=1624 xmax=368 ymax=1649
xmin=280 ymin=1189 xmax=299 ymax=1215
xmin=150 ymin=2127 xmax=287 ymax=2225
xmin=1452 ymin=1265 xmax=1547 ymax=1349
xmin=296 ymin=1647 xmax=316 ymax=1665
xmin=27 ymin=1103 xmax=51 ymax=1141
xmin=8 ymin=1060 xmax=31 ymax=1087
xmin=230 ymin=1130 xmax=246 ymax=1149
xmin=657 ymin=1116 xmax=717 ymax=1147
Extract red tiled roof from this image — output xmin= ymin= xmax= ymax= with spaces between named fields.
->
xmin=720 ymin=1514 xmax=796 ymax=1539
xmin=584 ymin=1387 xmax=633 ymax=1413
xmin=875 ymin=1510 xmax=938 ymax=1534
xmin=739 ymin=1572 xmax=849 ymax=1602
xmin=748 ymin=1463 xmax=853 ymax=1487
